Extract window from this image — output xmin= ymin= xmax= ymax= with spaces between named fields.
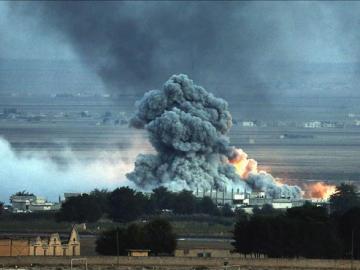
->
xmin=197 ymin=252 xmax=211 ymax=258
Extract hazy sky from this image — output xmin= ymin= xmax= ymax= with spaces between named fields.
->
xmin=1 ymin=1 xmax=360 ymax=96
xmin=0 ymin=2 xmax=75 ymax=60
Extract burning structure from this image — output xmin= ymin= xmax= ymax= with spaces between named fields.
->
xmin=127 ymin=74 xmax=303 ymax=199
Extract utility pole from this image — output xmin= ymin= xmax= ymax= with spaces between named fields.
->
xmin=351 ymin=228 xmax=354 ymax=270
xmin=116 ymin=228 xmax=120 ymax=267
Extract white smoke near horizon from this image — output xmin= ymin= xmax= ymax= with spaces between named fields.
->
xmin=0 ymin=137 xmax=134 ymax=202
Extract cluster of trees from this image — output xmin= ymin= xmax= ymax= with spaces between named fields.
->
xmin=233 ymin=184 xmax=360 ymax=259
xmin=13 ymin=191 xmax=34 ymax=196
xmin=56 ymin=193 xmax=103 ymax=223
xmin=95 ymin=218 xmax=176 ymax=256
xmin=57 ymin=187 xmax=232 ymax=223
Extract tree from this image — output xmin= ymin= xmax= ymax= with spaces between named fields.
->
xmin=108 ymin=187 xmax=147 ymax=222
xmin=56 ymin=194 xmax=102 ymax=223
xmin=96 ymin=224 xmax=146 ymax=255
xmin=14 ymin=191 xmax=34 ymax=196
xmin=337 ymin=207 xmax=360 ymax=259
xmin=330 ymin=183 xmax=360 ymax=214
xmin=233 ymin=218 xmax=252 ymax=257
xmin=96 ymin=227 xmax=126 ymax=255
xmin=287 ymin=201 xmax=328 ymax=222
xmin=233 ymin=204 xmax=342 ymax=259
xmin=143 ymin=218 xmax=177 ymax=255
xmin=150 ymin=186 xmax=175 ymax=211
xmin=173 ymin=190 xmax=197 ymax=214
xmin=221 ymin=203 xmax=234 ymax=217
xmin=90 ymin=189 xmax=110 ymax=213
xmin=197 ymin=197 xmax=219 ymax=215
xmin=0 ymin=202 xmax=4 ymax=216
xmin=235 ymin=208 xmax=249 ymax=221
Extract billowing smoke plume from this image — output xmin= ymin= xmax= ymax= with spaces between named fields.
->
xmin=247 ymin=173 xmax=302 ymax=199
xmin=127 ymin=74 xmax=302 ymax=199
xmin=0 ymin=137 xmax=133 ymax=202
xmin=127 ymin=74 xmax=242 ymax=190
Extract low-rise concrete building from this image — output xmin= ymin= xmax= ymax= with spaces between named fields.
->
xmin=175 ymin=238 xmax=236 ymax=258
xmin=10 ymin=194 xmax=60 ymax=213
xmin=127 ymin=249 xmax=150 ymax=257
xmin=175 ymin=248 xmax=231 ymax=258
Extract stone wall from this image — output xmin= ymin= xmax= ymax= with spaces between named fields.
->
xmin=0 ymin=240 xmax=29 ymax=256
xmin=0 ymin=256 xmax=360 ymax=269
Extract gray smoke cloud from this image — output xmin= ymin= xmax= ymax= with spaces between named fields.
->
xmin=127 ymin=74 xmax=302 ymax=199
xmin=5 ymin=1 xmax=360 ymax=104
xmin=10 ymin=1 xmax=240 ymax=95
xmin=247 ymin=173 xmax=302 ymax=199
xmin=127 ymin=74 xmax=241 ymax=190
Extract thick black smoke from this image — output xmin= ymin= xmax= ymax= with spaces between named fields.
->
xmin=8 ymin=2 xmax=360 ymax=100
xmin=127 ymin=74 xmax=302 ymax=199
xmin=8 ymin=1 xmax=283 ymax=100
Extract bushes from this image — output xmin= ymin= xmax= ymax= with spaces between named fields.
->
xmin=96 ymin=218 xmax=176 ymax=256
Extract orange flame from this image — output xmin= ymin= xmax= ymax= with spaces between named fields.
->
xmin=229 ymin=148 xmax=336 ymax=200
xmin=303 ymin=182 xmax=336 ymax=200
xmin=229 ymin=148 xmax=258 ymax=179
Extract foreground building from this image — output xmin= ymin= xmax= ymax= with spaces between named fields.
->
xmin=0 ymin=227 xmax=80 ymax=257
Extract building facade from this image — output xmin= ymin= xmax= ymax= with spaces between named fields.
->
xmin=0 ymin=227 xmax=80 ymax=257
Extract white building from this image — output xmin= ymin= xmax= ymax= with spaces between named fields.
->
xmin=304 ymin=121 xmax=322 ymax=128
xmin=10 ymin=194 xmax=60 ymax=213
xmin=242 ymin=121 xmax=256 ymax=127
